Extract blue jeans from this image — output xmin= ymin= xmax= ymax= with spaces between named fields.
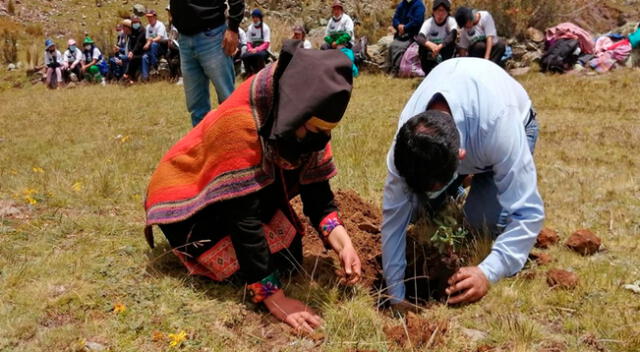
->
xmin=142 ymin=42 xmax=166 ymax=80
xmin=463 ymin=111 xmax=539 ymax=235
xmin=109 ymin=55 xmax=129 ymax=79
xmin=178 ymin=25 xmax=236 ymax=126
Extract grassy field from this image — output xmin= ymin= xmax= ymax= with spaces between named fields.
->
xmin=1 ymin=69 xmax=639 ymax=351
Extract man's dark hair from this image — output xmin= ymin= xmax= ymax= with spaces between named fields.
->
xmin=454 ymin=7 xmax=474 ymax=28
xmin=394 ymin=110 xmax=460 ymax=194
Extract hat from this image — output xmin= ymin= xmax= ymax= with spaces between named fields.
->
xmin=455 ymin=7 xmax=474 ymax=28
xmin=292 ymin=25 xmax=305 ymax=34
xmin=145 ymin=9 xmax=157 ymax=17
xmin=432 ymin=0 xmax=451 ymax=11
xmin=67 ymin=39 xmax=76 ymax=46
xmin=251 ymin=9 xmax=263 ymax=18
xmin=268 ymin=43 xmax=353 ymax=140
xmin=122 ymin=19 xmax=132 ymax=28
xmin=45 ymin=39 xmax=55 ymax=49
xmin=332 ymin=0 xmax=344 ymax=9
xmin=83 ymin=36 xmax=94 ymax=45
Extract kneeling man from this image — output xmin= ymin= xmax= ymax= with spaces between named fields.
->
xmin=382 ymin=58 xmax=544 ymax=306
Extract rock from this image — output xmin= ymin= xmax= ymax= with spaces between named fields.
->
xmin=357 ymin=223 xmax=380 ymax=234
xmin=526 ymin=27 xmax=545 ymax=43
xmin=7 ymin=63 xmax=16 ymax=71
xmin=547 ymin=269 xmax=578 ymax=289
xmin=0 ymin=200 xmax=22 ymax=217
xmin=623 ymin=281 xmax=640 ymax=294
xmin=460 ymin=327 xmax=488 ymax=343
xmin=83 ymin=341 xmax=106 ymax=351
xmin=376 ymin=34 xmax=394 ymax=50
xmin=529 ymin=251 xmax=552 ymax=265
xmin=521 ymin=51 xmax=543 ymax=66
xmin=535 ymin=228 xmax=560 ymax=249
xmin=565 ymin=229 xmax=601 ymax=255
xmin=132 ymin=3 xmax=146 ymax=16
xmin=509 ymin=67 xmax=531 ymax=76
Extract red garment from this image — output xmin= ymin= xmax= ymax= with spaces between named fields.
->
xmin=545 ymin=22 xmax=595 ymax=54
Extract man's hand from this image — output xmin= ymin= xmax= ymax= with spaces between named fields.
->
xmin=222 ymin=29 xmax=239 ymax=57
xmin=398 ymin=24 xmax=405 ymax=35
xmin=445 ymin=266 xmax=489 ymax=304
xmin=432 ymin=44 xmax=443 ymax=58
xmin=339 ymin=244 xmax=362 ymax=285
xmin=264 ymin=290 xmax=323 ymax=334
xmin=143 ymin=43 xmax=150 ymax=51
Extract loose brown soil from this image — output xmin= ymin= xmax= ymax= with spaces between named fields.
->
xmin=529 ymin=251 xmax=553 ymax=266
xmin=547 ymin=269 xmax=579 ymax=289
xmin=383 ymin=312 xmax=448 ymax=349
xmin=535 ymin=228 xmax=560 ymax=249
xmin=565 ymin=229 xmax=601 ymax=256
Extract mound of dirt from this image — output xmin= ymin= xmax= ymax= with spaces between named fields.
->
xmin=565 ymin=229 xmax=601 ymax=256
xmin=529 ymin=252 xmax=553 ymax=266
xmin=293 ymin=190 xmax=383 ymax=289
xmin=383 ymin=312 xmax=448 ymax=349
xmin=535 ymin=228 xmax=560 ymax=249
xmin=547 ymin=269 xmax=579 ymax=289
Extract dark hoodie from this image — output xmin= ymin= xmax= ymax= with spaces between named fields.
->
xmin=170 ymin=0 xmax=245 ymax=35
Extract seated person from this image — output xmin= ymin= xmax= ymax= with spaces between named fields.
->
xmin=292 ymin=25 xmax=313 ymax=49
xmin=324 ymin=32 xmax=359 ymax=77
xmin=164 ymin=4 xmax=181 ymax=81
xmin=80 ymin=36 xmax=106 ymax=85
xmin=62 ymin=39 xmax=82 ymax=82
xmin=142 ymin=9 xmax=168 ymax=81
xmin=415 ymin=0 xmax=458 ymax=76
xmin=321 ymin=1 xmax=354 ymax=50
xmin=242 ymin=9 xmax=271 ymax=77
xmin=44 ymin=39 xmax=63 ymax=89
xmin=109 ymin=22 xmax=129 ymax=81
xmin=387 ymin=0 xmax=425 ymax=76
xmin=455 ymin=7 xmax=506 ymax=65
xmin=123 ymin=16 xmax=147 ymax=84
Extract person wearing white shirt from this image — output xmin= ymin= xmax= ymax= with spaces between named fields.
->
xmin=62 ymin=38 xmax=82 ymax=82
xmin=381 ymin=58 xmax=544 ymax=308
xmin=454 ymin=7 xmax=506 ymax=65
xmin=242 ymin=9 xmax=271 ymax=76
xmin=142 ymin=9 xmax=169 ymax=80
xmin=322 ymin=0 xmax=354 ymax=49
xmin=44 ymin=39 xmax=63 ymax=89
xmin=415 ymin=0 xmax=458 ymax=75
xmin=292 ymin=25 xmax=313 ymax=49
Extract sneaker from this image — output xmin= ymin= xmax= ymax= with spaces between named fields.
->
xmin=100 ymin=78 xmax=106 ymax=86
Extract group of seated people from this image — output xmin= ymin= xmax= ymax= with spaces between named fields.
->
xmin=387 ymin=0 xmax=506 ymax=76
xmin=43 ymin=6 xmax=179 ymax=88
xmin=237 ymin=1 xmax=358 ymax=78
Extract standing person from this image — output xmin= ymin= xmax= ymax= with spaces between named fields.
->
xmin=455 ymin=7 xmax=506 ymax=65
xmin=292 ymin=25 xmax=313 ymax=49
xmin=123 ymin=16 xmax=147 ymax=84
xmin=142 ymin=9 xmax=169 ymax=81
xmin=44 ymin=39 xmax=63 ymax=89
xmin=170 ymin=0 xmax=243 ymax=127
xmin=386 ymin=0 xmax=425 ymax=76
xmin=322 ymin=0 xmax=354 ymax=50
xmin=144 ymin=42 xmax=360 ymax=333
xmin=62 ymin=39 xmax=82 ymax=82
xmin=415 ymin=0 xmax=458 ymax=76
xmin=381 ymin=58 xmax=544 ymax=308
xmin=80 ymin=36 xmax=106 ymax=86
xmin=242 ymin=9 xmax=271 ymax=77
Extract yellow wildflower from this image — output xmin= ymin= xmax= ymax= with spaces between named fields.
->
xmin=113 ymin=302 xmax=127 ymax=314
xmin=168 ymin=331 xmax=187 ymax=347
xmin=120 ymin=135 xmax=130 ymax=143
xmin=72 ymin=182 xmax=83 ymax=192
xmin=32 ymin=167 xmax=44 ymax=173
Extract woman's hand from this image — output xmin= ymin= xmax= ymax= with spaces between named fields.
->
xmin=263 ymin=290 xmax=323 ymax=333
xmin=327 ymin=226 xmax=362 ymax=284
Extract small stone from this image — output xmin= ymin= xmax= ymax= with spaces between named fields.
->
xmin=7 ymin=63 xmax=16 ymax=71
xmin=357 ymin=223 xmax=380 ymax=234
xmin=84 ymin=341 xmax=106 ymax=351
xmin=535 ymin=228 xmax=560 ymax=249
xmin=460 ymin=327 xmax=488 ymax=343
xmin=547 ymin=269 xmax=578 ymax=289
xmin=526 ymin=27 xmax=545 ymax=43
xmin=565 ymin=229 xmax=601 ymax=255
xmin=509 ymin=67 xmax=531 ymax=76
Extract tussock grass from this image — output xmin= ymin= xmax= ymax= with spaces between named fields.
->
xmin=1 ymin=68 xmax=640 ymax=351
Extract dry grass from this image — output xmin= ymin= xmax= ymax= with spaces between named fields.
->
xmin=1 ymin=67 xmax=639 ymax=351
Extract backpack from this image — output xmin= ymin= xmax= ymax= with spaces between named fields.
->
xmin=541 ymin=39 xmax=580 ymax=73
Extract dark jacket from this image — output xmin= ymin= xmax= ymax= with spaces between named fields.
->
xmin=170 ymin=0 xmax=245 ymax=35
xmin=127 ymin=28 xmax=146 ymax=59
xmin=392 ymin=0 xmax=426 ymax=40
